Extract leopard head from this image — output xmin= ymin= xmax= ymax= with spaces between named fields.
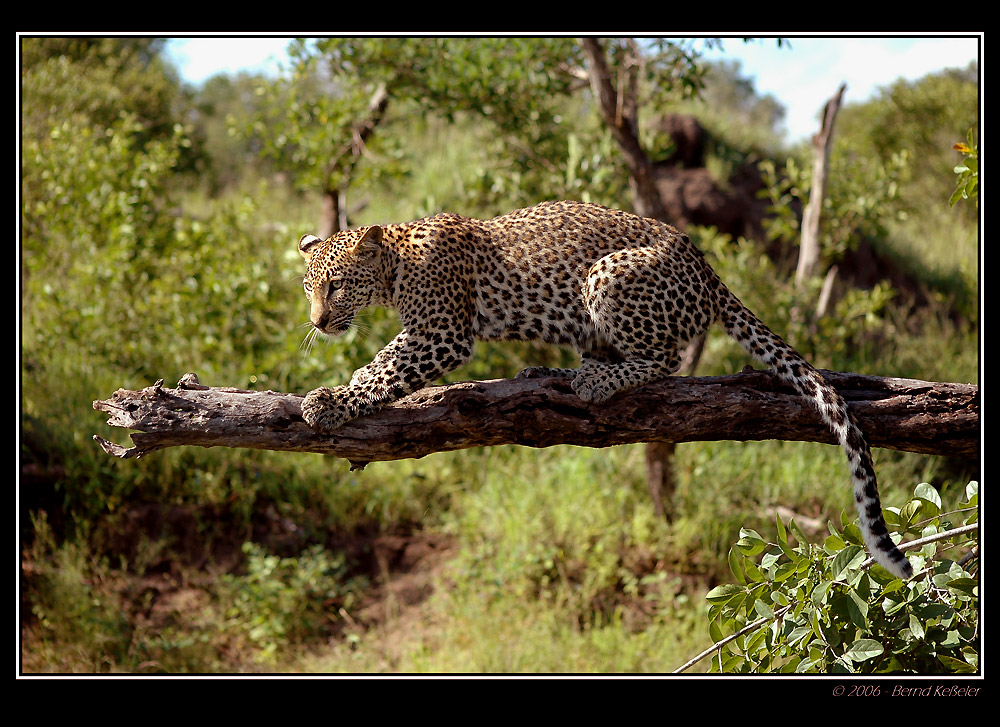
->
xmin=298 ymin=225 xmax=388 ymax=336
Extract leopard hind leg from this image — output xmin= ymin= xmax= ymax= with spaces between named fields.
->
xmin=571 ymin=247 xmax=695 ymax=403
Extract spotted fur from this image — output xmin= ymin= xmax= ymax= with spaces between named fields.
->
xmin=298 ymin=200 xmax=912 ymax=579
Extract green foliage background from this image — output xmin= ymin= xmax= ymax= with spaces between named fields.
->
xmin=20 ymin=37 xmax=979 ymax=674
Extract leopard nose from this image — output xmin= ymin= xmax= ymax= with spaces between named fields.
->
xmin=313 ymin=311 xmax=330 ymax=330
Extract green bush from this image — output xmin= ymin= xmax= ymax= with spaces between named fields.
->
xmin=219 ymin=542 xmax=367 ymax=662
xmin=23 ymin=514 xmax=134 ymax=672
xmin=704 ymin=482 xmax=979 ymax=674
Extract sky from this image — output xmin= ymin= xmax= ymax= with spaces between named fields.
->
xmin=164 ymin=35 xmax=981 ymax=143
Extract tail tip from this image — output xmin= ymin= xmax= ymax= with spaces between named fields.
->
xmin=882 ymin=552 xmax=914 ymax=580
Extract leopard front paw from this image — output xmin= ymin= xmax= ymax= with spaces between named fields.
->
xmin=301 ymin=385 xmax=354 ymax=433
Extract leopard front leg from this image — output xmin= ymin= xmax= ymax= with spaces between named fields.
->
xmin=302 ymin=326 xmax=473 ymax=433
xmin=348 ymin=362 xmax=379 ymax=387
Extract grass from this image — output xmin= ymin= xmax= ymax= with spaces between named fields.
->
xmin=303 ymin=582 xmax=708 ymax=673
xmin=284 ymin=445 xmax=715 ymax=674
xmin=23 ymin=418 xmax=974 ymax=672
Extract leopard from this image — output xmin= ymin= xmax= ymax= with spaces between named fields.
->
xmin=297 ymin=200 xmax=913 ymax=579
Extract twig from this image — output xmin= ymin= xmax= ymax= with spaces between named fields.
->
xmin=673 ymin=605 xmax=794 ymax=674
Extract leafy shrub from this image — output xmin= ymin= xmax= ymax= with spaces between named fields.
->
xmin=219 ymin=542 xmax=367 ymax=662
xmin=703 ymin=482 xmax=979 ymax=674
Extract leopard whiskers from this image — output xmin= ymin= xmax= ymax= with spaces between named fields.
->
xmin=299 ymin=323 xmax=323 ymax=356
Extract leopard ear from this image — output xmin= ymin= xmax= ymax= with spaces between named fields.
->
xmin=354 ymin=225 xmax=383 ymax=259
xmin=298 ymin=234 xmax=323 ymax=260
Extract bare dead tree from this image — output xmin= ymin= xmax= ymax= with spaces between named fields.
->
xmin=796 ymin=83 xmax=846 ymax=289
xmin=93 ymin=372 xmax=978 ymax=472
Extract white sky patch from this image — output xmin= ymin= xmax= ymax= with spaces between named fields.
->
xmin=166 ymin=36 xmax=293 ymax=84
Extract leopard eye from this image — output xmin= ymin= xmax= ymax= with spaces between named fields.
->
xmin=328 ymin=278 xmax=344 ymax=294
xmin=303 ymin=281 xmax=313 ymax=294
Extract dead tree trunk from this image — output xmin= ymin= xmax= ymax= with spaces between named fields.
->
xmin=796 ymin=83 xmax=846 ymax=289
xmin=93 ymin=372 xmax=978 ymax=472
xmin=643 ymin=333 xmax=705 ymax=518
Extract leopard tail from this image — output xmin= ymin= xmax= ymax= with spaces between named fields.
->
xmin=715 ymin=283 xmax=913 ymax=579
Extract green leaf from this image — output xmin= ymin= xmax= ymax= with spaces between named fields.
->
xmin=809 ymin=609 xmax=824 ymax=641
xmin=830 ymin=657 xmax=854 ymax=673
xmin=961 ymin=647 xmax=979 ymax=670
xmin=832 ymin=545 xmax=864 ymax=579
xmin=899 ymin=499 xmax=924 ymax=529
xmin=795 ymin=655 xmax=822 ymax=673
xmin=938 ymin=655 xmax=977 ymax=674
xmin=913 ymin=482 xmax=942 ymax=513
xmin=812 ymin=580 xmax=832 ymax=607
xmin=706 ymin=583 xmax=745 ymax=605
xmin=788 ymin=519 xmax=810 ymax=549
xmin=881 ymin=578 xmax=906 ymax=596
xmin=744 ymin=559 xmax=766 ymax=583
xmin=946 ymin=577 xmax=979 ymax=597
xmin=728 ymin=548 xmax=747 ymax=586
xmin=965 ymin=481 xmax=979 ymax=501
xmin=746 ymin=626 xmax=768 ymax=655
xmin=847 ymin=589 xmax=869 ymax=629
xmin=746 ymin=583 xmax=769 ymax=617
xmin=720 ymin=651 xmax=744 ymax=673
xmin=736 ymin=528 xmax=768 ymax=557
xmin=845 ymin=639 xmax=884 ymax=661
xmin=787 ymin=625 xmax=812 ymax=646
xmin=842 ymin=522 xmax=863 ymax=546
xmin=773 ymin=563 xmax=797 ymax=583
xmin=709 ymin=618 xmax=726 ymax=644
xmin=883 ymin=507 xmax=903 ymax=528
xmin=754 ymin=599 xmax=775 ymax=620
xmin=824 ymin=533 xmax=846 ymax=551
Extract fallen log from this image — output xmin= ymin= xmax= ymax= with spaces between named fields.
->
xmin=92 ymin=371 xmax=979 ymax=470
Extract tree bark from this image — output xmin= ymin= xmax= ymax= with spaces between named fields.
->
xmin=319 ymin=188 xmax=342 ymax=239
xmin=93 ymin=372 xmax=978 ymax=471
xmin=579 ymin=38 xmax=668 ymax=220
